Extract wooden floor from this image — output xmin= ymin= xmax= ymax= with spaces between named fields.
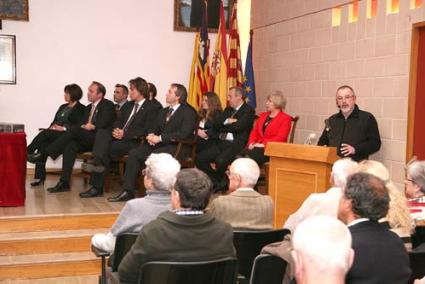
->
xmin=0 ymin=174 xmax=125 ymax=217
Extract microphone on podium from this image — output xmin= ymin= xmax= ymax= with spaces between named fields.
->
xmin=304 ymin=133 xmax=317 ymax=145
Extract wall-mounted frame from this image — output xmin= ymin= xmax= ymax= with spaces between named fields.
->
xmin=0 ymin=35 xmax=16 ymax=84
xmin=174 ymin=0 xmax=234 ymax=32
xmin=0 ymin=0 xmax=29 ymax=21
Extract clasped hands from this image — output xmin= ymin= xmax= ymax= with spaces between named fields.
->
xmin=81 ymin=122 xmax=96 ymax=131
xmin=146 ymin=133 xmax=161 ymax=146
xmin=49 ymin=123 xmax=65 ymax=132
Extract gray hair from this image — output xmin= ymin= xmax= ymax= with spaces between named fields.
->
xmin=231 ymin=158 xmax=260 ymax=187
xmin=407 ymin=160 xmax=425 ymax=192
xmin=145 ymin=153 xmax=181 ymax=192
xmin=267 ymin=91 xmax=287 ymax=110
xmin=293 ymin=216 xmax=352 ymax=273
xmin=332 ymin=158 xmax=358 ymax=188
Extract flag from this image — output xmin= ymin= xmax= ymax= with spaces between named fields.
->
xmin=188 ymin=0 xmax=210 ymax=110
xmin=210 ymin=0 xmax=228 ymax=107
xmin=227 ymin=1 xmax=243 ymax=89
xmin=243 ymin=30 xmax=256 ymax=109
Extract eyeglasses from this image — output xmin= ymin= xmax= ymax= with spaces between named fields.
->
xmin=405 ymin=178 xmax=415 ymax=184
xmin=336 ymin=95 xmax=354 ymax=102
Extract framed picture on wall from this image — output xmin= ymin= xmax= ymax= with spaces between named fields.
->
xmin=0 ymin=35 xmax=16 ymax=84
xmin=174 ymin=0 xmax=234 ymax=32
xmin=0 ymin=0 xmax=29 ymax=21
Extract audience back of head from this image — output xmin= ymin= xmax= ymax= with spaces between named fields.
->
xmin=229 ymin=158 xmax=260 ymax=189
xmin=145 ymin=153 xmax=180 ymax=192
xmin=173 ymin=168 xmax=212 ymax=210
xmin=331 ymin=158 xmax=358 ymax=188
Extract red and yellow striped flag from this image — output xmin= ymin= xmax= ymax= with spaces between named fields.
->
xmin=227 ymin=2 xmax=243 ymax=89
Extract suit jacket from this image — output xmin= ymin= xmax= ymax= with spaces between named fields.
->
xmin=115 ymin=100 xmax=161 ymax=140
xmin=247 ymin=111 xmax=292 ymax=146
xmin=208 ymin=188 xmax=274 ymax=230
xmin=199 ymin=111 xmax=222 ymax=140
xmin=150 ymin=103 xmax=197 ymax=144
xmin=346 ymin=220 xmax=411 ymax=284
xmin=219 ymin=103 xmax=255 ymax=148
xmin=118 ymin=211 xmax=236 ymax=284
xmin=82 ymin=98 xmax=116 ymax=131
xmin=50 ymin=102 xmax=86 ymax=128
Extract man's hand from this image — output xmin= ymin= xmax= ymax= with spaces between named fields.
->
xmin=340 ymin=143 xmax=356 ymax=156
xmin=112 ymin=128 xmax=124 ymax=140
xmin=146 ymin=133 xmax=160 ymax=146
xmin=248 ymin=143 xmax=255 ymax=150
xmin=227 ymin=118 xmax=238 ymax=124
xmin=50 ymin=124 xmax=65 ymax=131
xmin=197 ymin=129 xmax=208 ymax=139
xmin=81 ymin=122 xmax=96 ymax=131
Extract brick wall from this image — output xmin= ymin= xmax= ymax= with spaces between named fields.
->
xmin=251 ymin=0 xmax=425 ymax=187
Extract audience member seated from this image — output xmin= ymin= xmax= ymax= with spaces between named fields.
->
xmin=284 ymin=158 xmax=358 ymax=232
xmin=405 ymin=159 xmax=425 ymax=221
xmin=28 ymin=81 xmax=116 ymax=193
xmin=240 ymin=91 xmax=292 ymax=166
xmin=196 ymin=92 xmax=223 ymax=153
xmin=113 ymin=83 xmax=129 ymax=111
xmin=91 ymin=153 xmax=180 ymax=253
xmin=81 ymin=77 xmax=161 ymax=199
xmin=27 ymin=84 xmax=85 ymax=186
xmin=117 ymin=83 xmax=197 ymax=202
xmin=338 ymin=172 xmax=411 ymax=284
xmin=292 ymin=216 xmax=354 ymax=284
xmin=357 ymin=160 xmax=414 ymax=248
xmin=209 ymin=158 xmax=273 ymax=230
xmin=118 ymin=168 xmax=236 ymax=284
xmin=147 ymin=82 xmax=163 ymax=110
xmin=196 ymin=87 xmax=255 ymax=192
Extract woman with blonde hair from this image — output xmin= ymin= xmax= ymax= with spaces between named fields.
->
xmin=358 ymin=160 xmax=414 ymax=247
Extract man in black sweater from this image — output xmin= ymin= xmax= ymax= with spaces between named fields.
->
xmin=338 ymin=172 xmax=410 ymax=284
xmin=318 ymin=85 xmax=381 ymax=161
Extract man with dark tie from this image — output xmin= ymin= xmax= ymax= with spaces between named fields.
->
xmin=28 ymin=81 xmax=116 ymax=193
xmin=80 ymin=77 xmax=161 ymax=198
xmin=196 ymin=87 xmax=255 ymax=192
xmin=109 ymin=83 xmax=197 ymax=202
xmin=318 ymin=85 xmax=381 ymax=161
xmin=113 ymin=84 xmax=129 ymax=110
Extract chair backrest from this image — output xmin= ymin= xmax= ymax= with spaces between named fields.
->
xmin=233 ymin=229 xmax=290 ymax=278
xmin=138 ymin=257 xmax=238 ymax=284
xmin=111 ymin=232 xmax=139 ymax=271
xmin=288 ymin=115 xmax=299 ymax=143
xmin=409 ymin=248 xmax=425 ymax=283
xmin=249 ymin=254 xmax=287 ymax=284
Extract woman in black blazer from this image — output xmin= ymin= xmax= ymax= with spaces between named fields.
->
xmin=196 ymin=92 xmax=223 ymax=153
xmin=27 ymin=84 xmax=85 ymax=186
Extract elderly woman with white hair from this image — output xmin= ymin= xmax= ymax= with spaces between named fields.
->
xmin=241 ymin=91 xmax=292 ymax=166
xmin=405 ymin=159 xmax=425 ymax=221
xmin=91 ymin=153 xmax=181 ymax=253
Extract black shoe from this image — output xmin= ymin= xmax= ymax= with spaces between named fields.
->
xmin=28 ymin=152 xmax=47 ymax=164
xmin=30 ymin=179 xmax=45 ymax=187
xmin=82 ymin=162 xmax=105 ymax=173
xmin=80 ymin=187 xmax=103 ymax=198
xmin=47 ymin=181 xmax=70 ymax=193
xmin=107 ymin=190 xmax=134 ymax=202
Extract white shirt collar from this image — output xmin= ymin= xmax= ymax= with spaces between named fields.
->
xmin=135 ymin=98 xmax=145 ymax=107
xmin=235 ymin=187 xmax=255 ymax=192
xmin=347 ymin=218 xmax=369 ymax=227
xmin=234 ymin=103 xmax=243 ymax=111
xmin=92 ymin=98 xmax=102 ymax=108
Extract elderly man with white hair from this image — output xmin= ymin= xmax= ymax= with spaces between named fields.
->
xmin=284 ymin=158 xmax=358 ymax=232
xmin=208 ymin=157 xmax=274 ymax=230
xmin=292 ymin=216 xmax=354 ymax=284
xmin=91 ymin=153 xmax=181 ymax=252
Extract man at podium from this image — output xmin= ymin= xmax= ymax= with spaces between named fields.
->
xmin=318 ymin=85 xmax=381 ymax=161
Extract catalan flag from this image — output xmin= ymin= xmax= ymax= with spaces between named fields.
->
xmin=210 ymin=0 xmax=228 ymax=107
xmin=243 ymin=30 xmax=256 ymax=109
xmin=188 ymin=0 xmax=210 ymax=110
xmin=227 ymin=2 xmax=243 ymax=89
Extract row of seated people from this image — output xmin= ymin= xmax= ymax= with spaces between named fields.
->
xmin=89 ymin=151 xmax=425 ymax=283
xmin=27 ymin=76 xmax=293 ymax=200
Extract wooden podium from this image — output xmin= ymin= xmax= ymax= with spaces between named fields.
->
xmin=265 ymin=142 xmax=338 ymax=228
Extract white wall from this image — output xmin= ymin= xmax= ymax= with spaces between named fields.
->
xmin=0 ymin=0 xmax=200 ymax=168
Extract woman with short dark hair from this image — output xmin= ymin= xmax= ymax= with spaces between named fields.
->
xmin=27 ymin=83 xmax=85 ymax=186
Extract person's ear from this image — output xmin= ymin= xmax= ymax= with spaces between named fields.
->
xmin=291 ymin=250 xmax=303 ymax=279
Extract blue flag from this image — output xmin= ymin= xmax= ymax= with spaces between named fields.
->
xmin=243 ymin=32 xmax=256 ymax=109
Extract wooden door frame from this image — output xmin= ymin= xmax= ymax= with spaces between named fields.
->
xmin=407 ymin=22 xmax=425 ymax=161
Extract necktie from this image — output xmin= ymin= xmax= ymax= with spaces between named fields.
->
xmin=166 ymin=107 xmax=174 ymax=122
xmin=88 ymin=104 xmax=96 ymax=124
xmin=123 ymin=104 xmax=140 ymax=131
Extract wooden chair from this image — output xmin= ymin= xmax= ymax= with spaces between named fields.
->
xmin=173 ymin=138 xmax=197 ymax=168
xmin=257 ymin=115 xmax=299 ymax=193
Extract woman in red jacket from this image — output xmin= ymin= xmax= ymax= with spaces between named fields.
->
xmin=241 ymin=91 xmax=292 ymax=165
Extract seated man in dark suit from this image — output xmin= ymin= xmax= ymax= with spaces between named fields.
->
xmin=118 ymin=168 xmax=236 ymax=284
xmin=111 ymin=83 xmax=197 ymax=202
xmin=28 ymin=81 xmax=116 ymax=193
xmin=337 ymin=172 xmax=411 ymax=284
xmin=80 ymin=77 xmax=161 ymax=198
xmin=196 ymin=87 xmax=255 ymax=192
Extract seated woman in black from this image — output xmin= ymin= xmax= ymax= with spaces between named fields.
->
xmin=27 ymin=84 xmax=85 ymax=186
xmin=196 ymin=92 xmax=223 ymax=153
